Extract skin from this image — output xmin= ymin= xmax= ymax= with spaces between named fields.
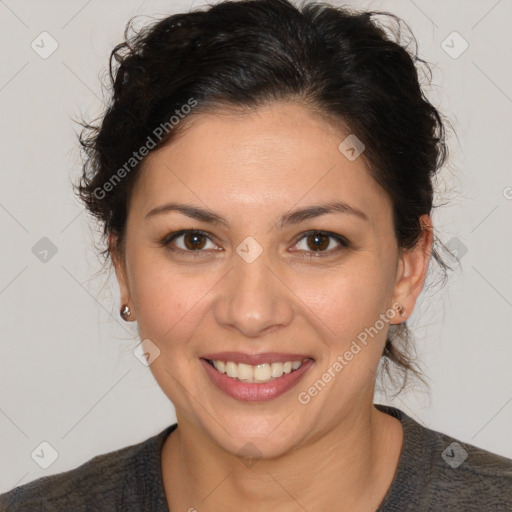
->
xmin=110 ymin=101 xmax=433 ymax=511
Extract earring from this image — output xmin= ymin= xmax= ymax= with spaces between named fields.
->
xmin=120 ymin=304 xmax=131 ymax=321
xmin=398 ymin=304 xmax=406 ymax=318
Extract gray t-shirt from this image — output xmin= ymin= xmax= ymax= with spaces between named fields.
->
xmin=1 ymin=404 xmax=511 ymax=511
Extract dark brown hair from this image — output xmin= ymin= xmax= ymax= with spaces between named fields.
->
xmin=75 ymin=0 xmax=452 ymax=394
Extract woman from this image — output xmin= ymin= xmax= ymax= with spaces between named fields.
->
xmin=1 ymin=0 xmax=511 ymax=510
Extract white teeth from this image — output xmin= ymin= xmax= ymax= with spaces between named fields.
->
xmin=225 ymin=361 xmax=237 ymax=378
xmin=253 ymin=363 xmax=271 ymax=381
xmin=270 ymin=362 xmax=284 ymax=378
xmin=210 ymin=359 xmax=306 ymax=382
xmin=237 ymin=363 xmax=253 ymax=381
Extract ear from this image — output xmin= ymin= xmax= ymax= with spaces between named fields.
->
xmin=109 ymin=232 xmax=134 ymax=320
xmin=390 ymin=214 xmax=433 ymax=324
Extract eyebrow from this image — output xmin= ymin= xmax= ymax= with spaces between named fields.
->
xmin=144 ymin=201 xmax=368 ymax=228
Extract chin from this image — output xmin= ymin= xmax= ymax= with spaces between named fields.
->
xmin=205 ymin=414 xmax=305 ymax=461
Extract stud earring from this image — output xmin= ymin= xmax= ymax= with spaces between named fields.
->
xmin=398 ymin=304 xmax=406 ymax=318
xmin=120 ymin=304 xmax=131 ymax=321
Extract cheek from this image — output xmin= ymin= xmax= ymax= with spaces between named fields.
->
xmin=127 ymin=249 xmax=224 ymax=348
xmin=298 ymin=257 xmax=394 ymax=340
xmin=300 ymin=261 xmax=395 ymax=398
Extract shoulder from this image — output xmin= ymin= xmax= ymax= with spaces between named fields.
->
xmin=426 ymin=429 xmax=512 ymax=509
xmin=0 ymin=425 xmax=175 ymax=512
xmin=0 ymin=441 xmax=145 ymax=511
xmin=376 ymin=404 xmax=512 ymax=511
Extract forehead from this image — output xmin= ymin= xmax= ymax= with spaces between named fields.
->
xmin=130 ymin=102 xmax=391 ymax=223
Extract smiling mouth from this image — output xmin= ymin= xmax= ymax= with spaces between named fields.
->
xmin=203 ymin=358 xmax=311 ymax=384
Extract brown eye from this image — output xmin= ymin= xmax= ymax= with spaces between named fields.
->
xmin=293 ymin=231 xmax=349 ymax=255
xmin=183 ymin=232 xmax=207 ymax=250
xmin=164 ymin=230 xmax=218 ymax=253
xmin=306 ymin=233 xmax=330 ymax=251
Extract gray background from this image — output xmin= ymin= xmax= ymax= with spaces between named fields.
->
xmin=1 ymin=0 xmax=511 ymax=491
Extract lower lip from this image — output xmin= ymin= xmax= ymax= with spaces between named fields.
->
xmin=200 ymin=358 xmax=314 ymax=402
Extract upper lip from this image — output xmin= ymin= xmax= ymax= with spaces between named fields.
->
xmin=201 ymin=352 xmax=313 ymax=365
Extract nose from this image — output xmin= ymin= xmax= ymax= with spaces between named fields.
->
xmin=214 ymin=250 xmax=294 ymax=338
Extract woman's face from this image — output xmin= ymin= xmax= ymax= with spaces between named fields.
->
xmin=112 ymin=101 xmax=429 ymax=458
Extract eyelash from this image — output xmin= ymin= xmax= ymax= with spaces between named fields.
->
xmin=160 ymin=229 xmax=351 ymax=258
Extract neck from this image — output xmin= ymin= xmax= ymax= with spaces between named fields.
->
xmin=161 ymin=404 xmax=403 ymax=512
